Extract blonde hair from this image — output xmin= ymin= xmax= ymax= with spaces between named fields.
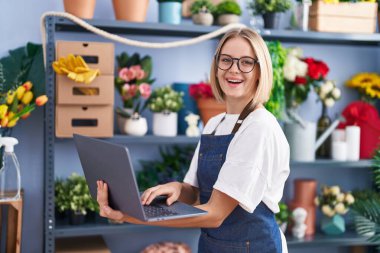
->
xmin=210 ymin=28 xmax=273 ymax=109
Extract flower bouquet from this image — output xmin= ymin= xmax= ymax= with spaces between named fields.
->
xmin=315 ymin=185 xmax=355 ymax=235
xmin=114 ymin=52 xmax=154 ymax=118
xmin=346 ymin=72 xmax=380 ymax=104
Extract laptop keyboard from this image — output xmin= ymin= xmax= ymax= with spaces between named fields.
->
xmin=143 ymin=205 xmax=178 ymax=218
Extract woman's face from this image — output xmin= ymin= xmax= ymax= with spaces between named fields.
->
xmin=216 ymin=37 xmax=260 ymax=103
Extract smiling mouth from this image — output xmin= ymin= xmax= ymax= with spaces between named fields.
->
xmin=226 ymin=79 xmax=243 ymax=87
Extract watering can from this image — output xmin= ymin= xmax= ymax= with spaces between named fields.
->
xmin=284 ymin=114 xmax=344 ymax=162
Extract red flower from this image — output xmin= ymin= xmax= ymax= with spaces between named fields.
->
xmin=189 ymin=82 xmax=214 ymax=99
xmin=304 ymin=58 xmax=329 ymax=80
xmin=294 ymin=76 xmax=307 ymax=85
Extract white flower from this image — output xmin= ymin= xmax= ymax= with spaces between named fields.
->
xmin=283 ymin=56 xmax=297 ymax=81
xmin=330 ymin=186 xmax=340 ymax=195
xmin=332 ymin=88 xmax=341 ymax=99
xmin=295 ymin=61 xmax=308 ymax=77
xmin=324 ymin=98 xmax=335 ymax=107
xmin=322 ymin=205 xmax=335 ymax=217
xmin=289 ymin=47 xmax=303 ymax=58
xmin=334 ymin=203 xmax=347 ymax=214
xmin=319 ymin=90 xmax=327 ymax=100
xmin=337 ymin=193 xmax=345 ymax=202
xmin=321 ymin=81 xmax=334 ymax=94
xmin=345 ymin=193 xmax=355 ymax=204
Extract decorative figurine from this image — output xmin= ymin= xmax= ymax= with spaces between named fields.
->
xmin=292 ymin=207 xmax=308 ymax=239
xmin=185 ymin=113 xmax=200 ymax=137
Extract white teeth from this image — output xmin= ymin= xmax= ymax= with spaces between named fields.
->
xmin=227 ymin=79 xmax=242 ymax=83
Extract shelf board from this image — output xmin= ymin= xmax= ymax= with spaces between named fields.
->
xmin=53 ymin=17 xmax=380 ymax=46
xmin=108 ymin=135 xmax=199 ymax=145
xmin=291 ymin=159 xmax=373 ymax=169
xmin=55 ymin=219 xmax=376 ymax=247
xmin=287 ymin=231 xmax=377 ymax=247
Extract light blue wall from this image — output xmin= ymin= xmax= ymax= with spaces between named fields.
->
xmin=0 ymin=0 xmax=379 ymax=252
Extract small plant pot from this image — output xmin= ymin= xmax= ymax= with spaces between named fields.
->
xmin=112 ymin=0 xmax=149 ymax=22
xmin=192 ymin=13 xmax=214 ymax=26
xmin=124 ymin=116 xmax=148 ymax=136
xmin=63 ymin=0 xmax=96 ymax=19
xmin=217 ymin=14 xmax=240 ymax=26
xmin=159 ymin=2 xmax=182 ymax=25
xmin=321 ymin=214 xmax=345 ymax=235
xmin=262 ymin=12 xmax=282 ymax=29
xmin=153 ymin=112 xmax=178 ymax=136
xmin=69 ymin=211 xmax=86 ymax=225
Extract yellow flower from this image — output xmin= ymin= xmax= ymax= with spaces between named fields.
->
xmin=346 ymin=73 xmax=380 ymax=89
xmin=0 ymin=105 xmax=8 ymax=119
xmin=323 ymin=0 xmax=339 ymax=3
xmin=365 ymin=83 xmax=380 ymax=99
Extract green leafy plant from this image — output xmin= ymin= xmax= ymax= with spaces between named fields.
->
xmin=137 ymin=146 xmax=195 ymax=191
xmin=351 ymin=147 xmax=380 ymax=242
xmin=248 ymin=0 xmax=292 ymax=15
xmin=147 ymin=86 xmax=184 ymax=113
xmin=214 ymin=0 xmax=242 ymax=16
xmin=265 ymin=41 xmax=286 ymax=119
xmin=55 ymin=173 xmax=99 ymax=215
xmin=190 ymin=0 xmax=215 ymax=14
xmin=276 ymin=202 xmax=290 ymax=225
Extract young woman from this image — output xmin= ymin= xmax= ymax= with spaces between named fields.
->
xmin=97 ymin=27 xmax=290 ymax=253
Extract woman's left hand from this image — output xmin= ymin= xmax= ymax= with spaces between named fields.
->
xmin=97 ymin=180 xmax=125 ymax=222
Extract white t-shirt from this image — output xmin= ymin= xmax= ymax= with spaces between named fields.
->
xmin=183 ymin=107 xmax=290 ymax=252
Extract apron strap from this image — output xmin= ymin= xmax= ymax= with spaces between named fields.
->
xmin=210 ymin=100 xmax=257 ymax=135
xmin=231 ymin=101 xmax=257 ymax=134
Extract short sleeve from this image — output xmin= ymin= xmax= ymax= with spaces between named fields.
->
xmin=213 ymin=121 xmax=271 ymax=213
xmin=183 ymin=142 xmax=200 ymax=187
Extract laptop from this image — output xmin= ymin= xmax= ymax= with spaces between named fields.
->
xmin=73 ymin=134 xmax=207 ymax=222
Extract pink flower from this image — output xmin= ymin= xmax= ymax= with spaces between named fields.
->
xmin=119 ymin=68 xmax=130 ymax=82
xmin=130 ymin=65 xmax=145 ymax=80
xmin=122 ymin=84 xmax=132 ymax=100
xmin=136 ymin=69 xmax=146 ymax=80
xmin=139 ymin=83 xmax=151 ymax=99
xmin=129 ymin=84 xmax=138 ymax=97
xmin=126 ymin=68 xmax=137 ymax=81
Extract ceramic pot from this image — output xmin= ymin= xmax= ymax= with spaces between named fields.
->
xmin=69 ymin=210 xmax=86 ymax=225
xmin=192 ymin=13 xmax=213 ymax=26
xmin=112 ymin=0 xmax=149 ymax=22
xmin=124 ymin=116 xmax=148 ymax=136
xmin=153 ymin=112 xmax=178 ymax=136
xmin=159 ymin=2 xmax=182 ymax=24
xmin=63 ymin=0 xmax=96 ymax=19
xmin=321 ymin=214 xmax=345 ymax=235
xmin=217 ymin=14 xmax=240 ymax=26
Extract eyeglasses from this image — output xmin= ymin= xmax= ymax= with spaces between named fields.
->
xmin=216 ymin=54 xmax=259 ymax=73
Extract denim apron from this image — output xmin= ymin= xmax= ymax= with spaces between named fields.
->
xmin=196 ymin=103 xmax=282 ymax=253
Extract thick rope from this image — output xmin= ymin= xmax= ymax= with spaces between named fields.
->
xmin=40 ymin=11 xmax=247 ymax=66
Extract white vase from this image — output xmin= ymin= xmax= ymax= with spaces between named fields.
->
xmin=117 ymin=108 xmax=133 ymax=134
xmin=124 ymin=116 xmax=148 ymax=136
xmin=284 ymin=121 xmax=317 ymax=162
xmin=153 ymin=112 xmax=178 ymax=137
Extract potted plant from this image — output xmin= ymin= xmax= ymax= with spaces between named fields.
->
xmin=276 ymin=202 xmax=290 ymax=233
xmin=214 ymin=0 xmax=242 ymax=25
xmin=158 ymin=0 xmax=184 ymax=25
xmin=248 ymin=0 xmax=292 ymax=29
xmin=315 ymin=185 xmax=355 ymax=235
xmin=189 ymin=81 xmax=225 ymax=125
xmin=115 ymin=52 xmax=154 ymax=136
xmin=147 ymin=86 xmax=184 ymax=136
xmin=55 ymin=173 xmax=99 ymax=225
xmin=190 ymin=0 xmax=215 ymax=26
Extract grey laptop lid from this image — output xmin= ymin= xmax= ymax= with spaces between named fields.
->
xmin=73 ymin=134 xmax=207 ymax=222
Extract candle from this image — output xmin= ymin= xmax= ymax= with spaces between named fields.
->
xmin=346 ymin=126 xmax=361 ymax=161
xmin=332 ymin=141 xmax=347 ymax=161
xmin=332 ymin=129 xmax=346 ymax=142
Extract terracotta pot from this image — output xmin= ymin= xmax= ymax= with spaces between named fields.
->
xmin=112 ymin=0 xmax=149 ymax=22
xmin=217 ymin=14 xmax=240 ymax=26
xmin=196 ymin=98 xmax=225 ymax=125
xmin=289 ymin=179 xmax=317 ymax=235
xmin=63 ymin=0 xmax=96 ymax=19
xmin=293 ymin=179 xmax=317 ymax=205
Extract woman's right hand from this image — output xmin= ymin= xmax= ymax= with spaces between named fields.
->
xmin=141 ymin=182 xmax=182 ymax=206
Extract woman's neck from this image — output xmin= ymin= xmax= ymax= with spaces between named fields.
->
xmin=225 ymin=97 xmax=262 ymax=114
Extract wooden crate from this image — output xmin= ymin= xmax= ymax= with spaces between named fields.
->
xmin=56 ymin=41 xmax=114 ymax=75
xmin=56 ymin=75 xmax=114 ymax=105
xmin=56 ymin=236 xmax=110 ymax=253
xmin=309 ymin=1 xmax=378 ymax=34
xmin=55 ymin=105 xmax=113 ymax=138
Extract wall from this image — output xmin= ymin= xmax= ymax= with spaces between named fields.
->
xmin=0 ymin=0 xmax=378 ymax=252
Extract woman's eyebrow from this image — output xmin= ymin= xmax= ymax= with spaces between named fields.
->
xmin=220 ymin=53 xmax=256 ymax=58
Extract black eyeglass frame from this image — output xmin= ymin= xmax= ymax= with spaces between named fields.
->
xmin=215 ymin=54 xmax=260 ymax=73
